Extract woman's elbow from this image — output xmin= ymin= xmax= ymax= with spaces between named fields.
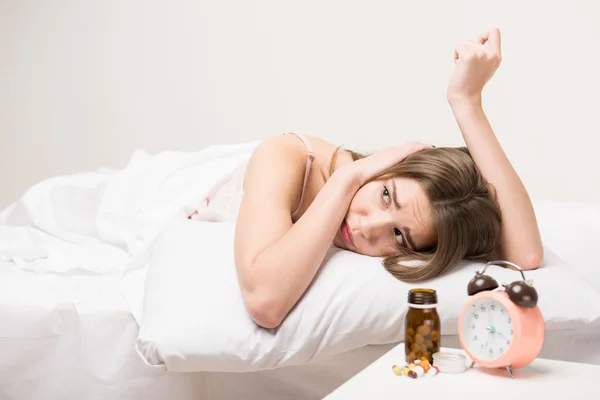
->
xmin=244 ymin=293 xmax=286 ymax=329
xmin=520 ymin=247 xmax=544 ymax=271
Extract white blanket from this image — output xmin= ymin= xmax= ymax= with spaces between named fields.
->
xmin=0 ymin=140 xmax=261 ymax=275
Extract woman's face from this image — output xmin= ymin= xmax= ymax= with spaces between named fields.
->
xmin=333 ymin=177 xmax=437 ymax=257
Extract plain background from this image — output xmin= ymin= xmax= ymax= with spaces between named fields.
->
xmin=1 ymin=0 xmax=599 ymax=209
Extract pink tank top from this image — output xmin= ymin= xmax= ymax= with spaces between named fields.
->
xmin=189 ymin=133 xmax=315 ymax=222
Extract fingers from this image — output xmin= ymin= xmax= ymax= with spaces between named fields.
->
xmin=487 ymin=28 xmax=502 ymax=55
xmin=476 ymin=28 xmax=502 ymax=55
xmin=454 ymin=43 xmax=479 ymax=62
xmin=407 ymin=142 xmax=434 ymax=153
xmin=454 ymin=39 xmax=501 ymax=64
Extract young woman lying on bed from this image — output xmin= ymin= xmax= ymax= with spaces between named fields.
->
xmin=190 ymin=28 xmax=543 ymax=329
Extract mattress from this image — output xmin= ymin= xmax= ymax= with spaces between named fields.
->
xmin=2 ymin=257 xmax=600 ymax=400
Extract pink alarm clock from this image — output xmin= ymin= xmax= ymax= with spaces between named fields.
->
xmin=458 ymin=260 xmax=545 ymax=377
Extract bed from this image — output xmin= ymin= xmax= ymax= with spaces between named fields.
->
xmin=1 ymin=250 xmax=599 ymax=400
xmin=1 ymin=145 xmax=599 ymax=399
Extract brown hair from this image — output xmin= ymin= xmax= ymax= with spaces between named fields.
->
xmin=331 ymin=146 xmax=502 ymax=282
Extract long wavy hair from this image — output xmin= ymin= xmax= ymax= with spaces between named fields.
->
xmin=330 ymin=146 xmax=502 ymax=282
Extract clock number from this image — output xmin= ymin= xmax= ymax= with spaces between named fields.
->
xmin=506 ymin=340 xmax=510 ymax=345
xmin=491 ymin=304 xmax=496 ymax=311
xmin=500 ymin=308 xmax=504 ymax=314
xmin=500 ymin=347 xmax=504 ymax=354
xmin=508 ymin=317 xmax=511 ymax=324
xmin=510 ymin=329 xmax=513 ymax=335
xmin=480 ymin=344 xmax=484 ymax=351
xmin=488 ymin=348 xmax=494 ymax=355
xmin=473 ymin=335 xmax=478 ymax=341
xmin=471 ymin=324 xmax=476 ymax=330
xmin=480 ymin=306 xmax=486 ymax=312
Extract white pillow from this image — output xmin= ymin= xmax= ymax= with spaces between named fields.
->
xmin=136 ymin=220 xmax=600 ymax=373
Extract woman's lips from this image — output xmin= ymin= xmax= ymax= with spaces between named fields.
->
xmin=341 ymin=219 xmax=355 ymax=248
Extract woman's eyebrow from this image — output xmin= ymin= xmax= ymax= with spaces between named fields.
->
xmin=391 ymin=181 xmax=418 ymax=250
xmin=391 ymin=181 xmax=401 ymax=210
xmin=404 ymin=227 xmax=417 ymax=251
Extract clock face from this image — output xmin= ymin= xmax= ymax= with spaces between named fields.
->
xmin=461 ymin=298 xmax=514 ymax=360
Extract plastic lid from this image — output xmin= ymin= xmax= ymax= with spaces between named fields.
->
xmin=432 ymin=352 xmax=467 ymax=373
xmin=407 ymin=288 xmax=437 ymax=305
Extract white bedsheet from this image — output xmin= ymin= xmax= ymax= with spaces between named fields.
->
xmin=0 ymin=141 xmax=260 ymax=275
xmin=0 ymin=261 xmax=209 ymax=399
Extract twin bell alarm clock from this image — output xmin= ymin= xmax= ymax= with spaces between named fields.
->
xmin=457 ymin=260 xmax=545 ymax=377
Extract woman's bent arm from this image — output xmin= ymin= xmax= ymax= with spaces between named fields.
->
xmin=234 ymin=136 xmax=359 ymax=329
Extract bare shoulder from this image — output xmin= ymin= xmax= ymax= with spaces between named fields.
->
xmin=250 ymin=134 xmax=342 ymax=175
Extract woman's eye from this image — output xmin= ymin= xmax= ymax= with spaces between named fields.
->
xmin=382 ymin=186 xmax=391 ymax=205
xmin=394 ymin=228 xmax=405 ymax=246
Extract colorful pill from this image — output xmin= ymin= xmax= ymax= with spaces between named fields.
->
xmin=413 ymin=366 xmax=425 ymax=377
xmin=408 ymin=370 xmax=418 ymax=379
xmin=414 ymin=359 xmax=421 ymax=365
xmin=427 ymin=367 xmax=438 ymax=377
xmin=402 ymin=367 xmax=411 ymax=376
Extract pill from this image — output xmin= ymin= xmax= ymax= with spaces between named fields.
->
xmin=413 ymin=366 xmax=425 ymax=377
xmin=432 ymin=330 xmax=439 ymax=340
xmin=414 ymin=359 xmax=421 ymax=365
xmin=422 ymin=363 xmax=430 ymax=373
xmin=411 ymin=343 xmax=420 ymax=352
xmin=407 ymin=327 xmax=415 ymax=336
xmin=418 ymin=325 xmax=431 ymax=336
xmin=408 ymin=363 xmax=416 ymax=369
xmin=408 ymin=370 xmax=418 ymax=379
xmin=402 ymin=367 xmax=411 ymax=376
xmin=415 ymin=333 xmax=425 ymax=344
xmin=420 ymin=344 xmax=428 ymax=353
xmin=392 ymin=365 xmax=402 ymax=376
xmin=407 ymin=353 xmax=416 ymax=363
xmin=425 ymin=340 xmax=434 ymax=349
xmin=428 ymin=367 xmax=438 ymax=376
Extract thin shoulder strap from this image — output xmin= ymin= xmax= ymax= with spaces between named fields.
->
xmin=284 ymin=132 xmax=315 ymax=220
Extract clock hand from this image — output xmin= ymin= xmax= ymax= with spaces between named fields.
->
xmin=482 ymin=332 xmax=492 ymax=353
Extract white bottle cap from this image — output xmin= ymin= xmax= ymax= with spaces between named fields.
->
xmin=432 ymin=352 xmax=467 ymax=373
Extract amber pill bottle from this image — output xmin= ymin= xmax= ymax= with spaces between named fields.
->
xmin=405 ymin=288 xmax=441 ymax=364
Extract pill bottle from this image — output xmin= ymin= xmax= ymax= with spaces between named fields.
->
xmin=405 ymin=288 xmax=440 ymax=364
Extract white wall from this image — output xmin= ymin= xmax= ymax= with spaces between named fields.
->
xmin=1 ymin=0 xmax=599 ymax=208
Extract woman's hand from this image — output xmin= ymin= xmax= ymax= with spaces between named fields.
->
xmin=447 ymin=28 xmax=502 ymax=105
xmin=345 ymin=142 xmax=433 ymax=187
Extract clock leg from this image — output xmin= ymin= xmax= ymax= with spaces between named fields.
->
xmin=506 ymin=364 xmax=515 ymax=378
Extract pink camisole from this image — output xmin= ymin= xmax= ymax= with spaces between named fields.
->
xmin=189 ymin=133 xmax=315 ymax=223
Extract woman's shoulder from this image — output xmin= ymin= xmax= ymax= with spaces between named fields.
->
xmin=254 ymin=133 xmax=340 ymax=167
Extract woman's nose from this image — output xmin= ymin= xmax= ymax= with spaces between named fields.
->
xmin=359 ymin=213 xmax=390 ymax=240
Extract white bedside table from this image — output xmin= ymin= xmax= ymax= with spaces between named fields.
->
xmin=324 ymin=343 xmax=600 ymax=399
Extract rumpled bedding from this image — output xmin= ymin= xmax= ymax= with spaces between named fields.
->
xmin=0 ymin=140 xmax=261 ymax=275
